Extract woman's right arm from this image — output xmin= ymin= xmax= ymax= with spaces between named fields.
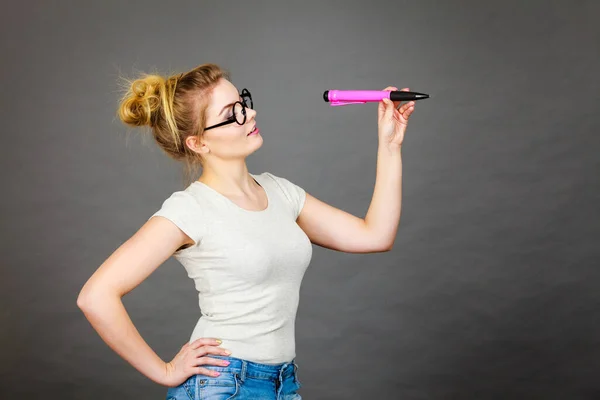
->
xmin=77 ymin=216 xmax=219 ymax=386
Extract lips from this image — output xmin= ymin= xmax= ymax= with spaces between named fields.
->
xmin=247 ymin=125 xmax=257 ymax=135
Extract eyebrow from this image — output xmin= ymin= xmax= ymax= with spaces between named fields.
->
xmin=218 ymin=95 xmax=243 ymax=117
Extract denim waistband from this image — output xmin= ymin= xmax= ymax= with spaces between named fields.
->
xmin=210 ymin=355 xmax=297 ymax=381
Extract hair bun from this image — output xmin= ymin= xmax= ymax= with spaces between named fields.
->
xmin=118 ymin=74 xmax=166 ymax=128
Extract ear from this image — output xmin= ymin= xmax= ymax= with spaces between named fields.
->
xmin=185 ymin=135 xmax=210 ymax=155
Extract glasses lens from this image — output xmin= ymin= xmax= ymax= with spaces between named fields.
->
xmin=242 ymin=90 xmax=253 ymax=109
xmin=233 ymin=102 xmax=246 ymax=125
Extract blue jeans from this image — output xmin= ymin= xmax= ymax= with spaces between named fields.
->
xmin=165 ymin=355 xmax=302 ymax=399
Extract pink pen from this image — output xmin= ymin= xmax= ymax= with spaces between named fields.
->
xmin=323 ymin=90 xmax=429 ymax=106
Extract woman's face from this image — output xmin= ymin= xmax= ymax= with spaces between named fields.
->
xmin=197 ymin=79 xmax=261 ymax=161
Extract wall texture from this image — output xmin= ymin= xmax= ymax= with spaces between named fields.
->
xmin=1 ymin=0 xmax=598 ymax=398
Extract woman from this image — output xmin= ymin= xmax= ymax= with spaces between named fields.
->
xmin=77 ymin=63 xmax=415 ymax=399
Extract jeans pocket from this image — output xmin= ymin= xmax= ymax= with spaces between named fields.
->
xmin=165 ymin=375 xmax=196 ymax=400
xmin=197 ymin=371 xmax=240 ymax=399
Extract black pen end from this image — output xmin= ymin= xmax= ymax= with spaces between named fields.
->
xmin=323 ymin=90 xmax=330 ymax=102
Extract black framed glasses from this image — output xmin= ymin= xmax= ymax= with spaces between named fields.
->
xmin=204 ymin=88 xmax=253 ymax=131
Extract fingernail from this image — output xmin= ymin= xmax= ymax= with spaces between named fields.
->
xmin=225 ymin=350 xmax=232 ymax=355
xmin=216 ymin=339 xmax=222 ymax=344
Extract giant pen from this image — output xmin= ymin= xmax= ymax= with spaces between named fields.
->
xmin=323 ymin=90 xmax=430 ymax=106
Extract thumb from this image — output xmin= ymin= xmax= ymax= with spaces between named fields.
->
xmin=378 ymin=97 xmax=390 ymax=119
xmin=383 ymin=98 xmax=395 ymax=119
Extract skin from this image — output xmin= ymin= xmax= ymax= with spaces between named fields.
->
xmin=77 ymin=79 xmax=415 ymax=388
xmin=185 ymin=79 xmax=265 ymax=215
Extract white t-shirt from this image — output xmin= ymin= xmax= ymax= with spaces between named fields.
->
xmin=149 ymin=172 xmax=313 ymax=364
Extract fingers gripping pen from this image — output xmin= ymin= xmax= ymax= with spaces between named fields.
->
xmin=323 ymin=90 xmax=430 ymax=106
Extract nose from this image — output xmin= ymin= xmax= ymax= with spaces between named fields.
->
xmin=246 ymin=107 xmax=257 ymax=123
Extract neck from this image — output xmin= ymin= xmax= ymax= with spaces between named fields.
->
xmin=198 ymin=161 xmax=256 ymax=196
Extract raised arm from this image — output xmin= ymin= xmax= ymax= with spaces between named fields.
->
xmin=296 ymin=140 xmax=401 ymax=255
xmin=296 ymin=85 xmax=414 ymax=254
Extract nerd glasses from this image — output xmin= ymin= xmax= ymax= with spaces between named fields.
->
xmin=204 ymin=88 xmax=253 ymax=131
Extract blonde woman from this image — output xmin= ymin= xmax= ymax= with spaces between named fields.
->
xmin=77 ymin=63 xmax=415 ymax=399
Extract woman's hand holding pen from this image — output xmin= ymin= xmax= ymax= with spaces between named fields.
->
xmin=377 ymin=86 xmax=415 ymax=150
xmin=162 ymin=337 xmax=232 ymax=387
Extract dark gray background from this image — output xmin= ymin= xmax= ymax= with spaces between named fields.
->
xmin=1 ymin=0 xmax=599 ymax=398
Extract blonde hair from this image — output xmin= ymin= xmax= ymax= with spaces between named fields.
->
xmin=117 ymin=63 xmax=230 ymax=185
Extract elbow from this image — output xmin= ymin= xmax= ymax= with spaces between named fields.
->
xmin=77 ymin=287 xmax=118 ymax=311
xmin=76 ymin=289 xmax=93 ymax=311
xmin=379 ymin=239 xmax=394 ymax=252
xmin=77 ymin=282 xmax=99 ymax=310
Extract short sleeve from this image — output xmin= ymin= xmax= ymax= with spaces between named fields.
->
xmin=148 ymin=191 xmax=205 ymax=246
xmin=265 ymin=172 xmax=306 ymax=220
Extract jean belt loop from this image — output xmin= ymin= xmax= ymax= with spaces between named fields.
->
xmin=276 ymin=366 xmax=285 ymax=396
xmin=239 ymin=360 xmax=247 ymax=383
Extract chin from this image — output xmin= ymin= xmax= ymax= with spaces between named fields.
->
xmin=248 ymin=133 xmax=263 ymax=144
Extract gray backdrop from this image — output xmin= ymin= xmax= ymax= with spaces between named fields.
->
xmin=1 ymin=0 xmax=599 ymax=398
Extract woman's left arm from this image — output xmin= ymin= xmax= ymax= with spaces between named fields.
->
xmin=296 ymin=86 xmax=415 ymax=253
